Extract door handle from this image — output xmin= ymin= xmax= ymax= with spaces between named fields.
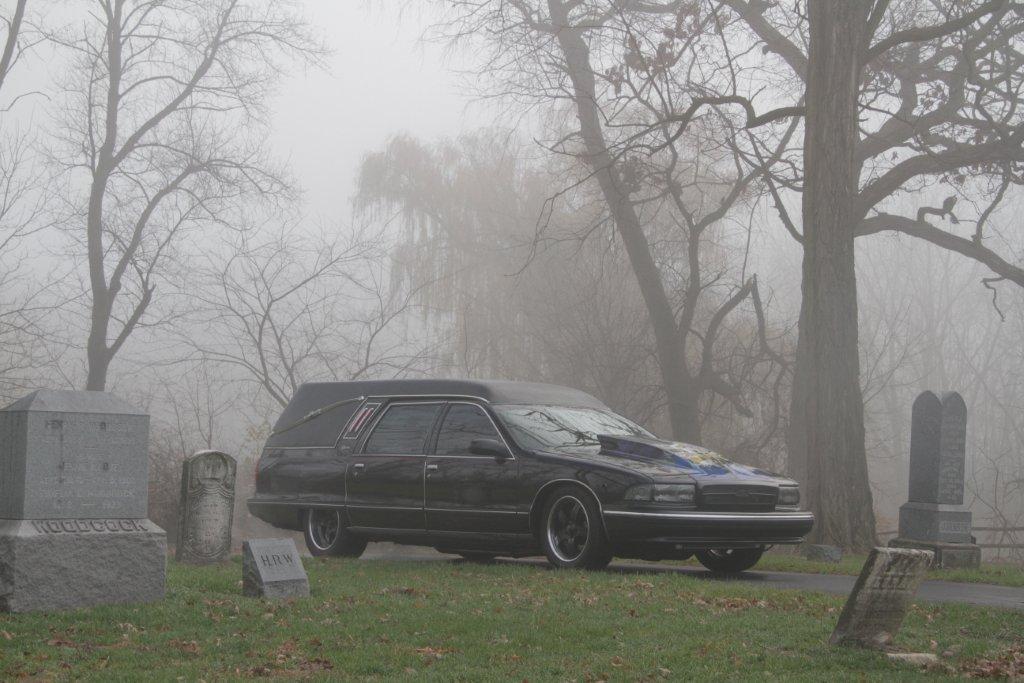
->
xmin=425 ymin=464 xmax=439 ymax=472
xmin=352 ymin=462 xmax=365 ymax=474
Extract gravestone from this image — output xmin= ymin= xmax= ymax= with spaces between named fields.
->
xmin=889 ymin=391 xmax=981 ymax=568
xmin=829 ymin=547 xmax=933 ymax=648
xmin=0 ymin=390 xmax=166 ymax=612
xmin=176 ymin=451 xmax=236 ymax=564
xmin=242 ymin=538 xmax=309 ymax=599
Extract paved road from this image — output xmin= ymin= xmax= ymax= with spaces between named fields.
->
xmin=359 ymin=543 xmax=1024 ymax=611
xmin=583 ymin=560 xmax=1024 ymax=611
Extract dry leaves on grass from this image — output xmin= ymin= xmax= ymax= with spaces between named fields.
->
xmin=960 ymin=644 xmax=1024 ymax=678
xmin=415 ymin=646 xmax=456 ymax=661
xmin=170 ymin=639 xmax=201 ymax=656
xmin=691 ymin=596 xmax=772 ymax=611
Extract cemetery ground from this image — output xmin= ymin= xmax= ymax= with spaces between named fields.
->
xmin=2 ymin=559 xmax=1023 ymax=681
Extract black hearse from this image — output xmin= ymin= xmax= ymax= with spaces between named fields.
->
xmin=248 ymin=379 xmax=813 ymax=572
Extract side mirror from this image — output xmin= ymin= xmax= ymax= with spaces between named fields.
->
xmin=469 ymin=438 xmax=510 ymax=459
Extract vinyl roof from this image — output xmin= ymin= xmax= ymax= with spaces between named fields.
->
xmin=266 ymin=379 xmax=608 ymax=448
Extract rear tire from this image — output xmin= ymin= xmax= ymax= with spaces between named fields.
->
xmin=695 ymin=547 xmax=763 ymax=573
xmin=303 ymin=508 xmax=367 ymax=558
xmin=540 ymin=485 xmax=612 ymax=570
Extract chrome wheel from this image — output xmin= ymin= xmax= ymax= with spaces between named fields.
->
xmin=546 ymin=495 xmax=590 ymax=563
xmin=307 ymin=508 xmax=340 ymax=551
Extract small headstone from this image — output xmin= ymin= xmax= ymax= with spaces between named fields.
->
xmin=892 ymin=391 xmax=980 ymax=568
xmin=242 ymin=538 xmax=309 ymax=599
xmin=804 ymin=544 xmax=843 ymax=563
xmin=176 ymin=451 xmax=236 ymax=564
xmin=829 ymin=547 xmax=933 ymax=648
xmin=0 ymin=390 xmax=166 ymax=612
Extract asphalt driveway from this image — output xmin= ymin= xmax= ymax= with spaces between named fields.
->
xmin=360 ymin=543 xmax=1024 ymax=611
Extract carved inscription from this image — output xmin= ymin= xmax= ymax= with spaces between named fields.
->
xmin=830 ymin=547 xmax=933 ymax=648
xmin=30 ymin=519 xmax=148 ymax=534
xmin=176 ymin=451 xmax=236 ymax=564
xmin=242 ymin=538 xmax=309 ymax=599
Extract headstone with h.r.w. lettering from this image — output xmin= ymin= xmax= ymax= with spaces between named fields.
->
xmin=242 ymin=538 xmax=309 ymax=599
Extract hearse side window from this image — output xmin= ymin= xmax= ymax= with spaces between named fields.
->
xmin=435 ymin=404 xmax=501 ymax=455
xmin=363 ymin=404 xmax=441 ymax=455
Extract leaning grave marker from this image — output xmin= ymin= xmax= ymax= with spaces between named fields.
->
xmin=829 ymin=546 xmax=933 ymax=648
xmin=889 ymin=391 xmax=981 ymax=568
xmin=0 ymin=390 xmax=166 ymax=613
xmin=176 ymin=450 xmax=236 ymax=564
xmin=242 ymin=538 xmax=310 ymax=599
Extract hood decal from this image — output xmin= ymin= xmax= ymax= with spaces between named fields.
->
xmin=596 ymin=435 xmax=780 ymax=478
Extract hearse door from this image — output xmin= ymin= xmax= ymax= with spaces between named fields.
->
xmin=346 ymin=402 xmax=442 ymax=531
xmin=424 ymin=402 xmax=521 ymax=534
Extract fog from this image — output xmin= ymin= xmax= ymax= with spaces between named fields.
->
xmin=0 ymin=0 xmax=1021 ymax=554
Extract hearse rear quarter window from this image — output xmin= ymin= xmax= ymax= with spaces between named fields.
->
xmin=363 ymin=404 xmax=441 ymax=455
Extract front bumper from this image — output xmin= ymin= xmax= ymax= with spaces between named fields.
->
xmin=602 ymin=509 xmax=815 ymax=548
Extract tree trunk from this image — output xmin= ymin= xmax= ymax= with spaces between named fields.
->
xmin=547 ymin=0 xmax=701 ymax=443
xmin=789 ymin=0 xmax=877 ymax=549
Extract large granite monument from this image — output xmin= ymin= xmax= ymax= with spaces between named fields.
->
xmin=176 ymin=450 xmax=236 ymax=564
xmin=889 ymin=391 xmax=981 ymax=568
xmin=0 ymin=390 xmax=166 ymax=612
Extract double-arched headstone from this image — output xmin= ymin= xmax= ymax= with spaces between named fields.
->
xmin=891 ymin=391 xmax=980 ymax=568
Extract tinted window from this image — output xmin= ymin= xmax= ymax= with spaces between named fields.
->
xmin=363 ymin=404 xmax=441 ymax=454
xmin=435 ymin=404 xmax=501 ymax=455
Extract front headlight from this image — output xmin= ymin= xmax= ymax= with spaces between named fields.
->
xmin=777 ymin=485 xmax=800 ymax=508
xmin=625 ymin=483 xmax=695 ymax=506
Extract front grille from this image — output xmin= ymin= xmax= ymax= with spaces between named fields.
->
xmin=698 ymin=485 xmax=777 ymax=512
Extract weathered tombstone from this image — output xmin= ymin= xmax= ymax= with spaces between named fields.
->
xmin=0 ymin=390 xmax=166 ymax=612
xmin=829 ymin=547 xmax=933 ymax=648
xmin=889 ymin=391 xmax=981 ymax=568
xmin=176 ymin=450 xmax=236 ymax=564
xmin=242 ymin=538 xmax=309 ymax=599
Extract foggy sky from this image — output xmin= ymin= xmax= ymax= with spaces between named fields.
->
xmin=267 ymin=3 xmax=488 ymax=219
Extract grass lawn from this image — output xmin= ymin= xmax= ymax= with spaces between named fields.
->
xmin=1 ymin=558 xmax=1022 ymax=681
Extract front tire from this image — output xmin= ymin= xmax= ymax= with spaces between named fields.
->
xmin=540 ymin=486 xmax=612 ymax=570
xmin=303 ymin=508 xmax=367 ymax=558
xmin=695 ymin=547 xmax=763 ymax=573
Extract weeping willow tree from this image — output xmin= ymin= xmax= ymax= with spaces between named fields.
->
xmin=354 ymin=129 xmax=790 ymax=469
xmin=354 ymin=130 xmax=661 ymax=421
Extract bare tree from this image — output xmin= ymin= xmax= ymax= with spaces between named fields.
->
xmin=49 ymin=0 xmax=320 ymax=391
xmin=691 ymin=0 xmax=1024 ymax=547
xmin=184 ymin=221 xmax=439 ymax=409
xmin=432 ymin=1 xmax=787 ymax=447
xmin=0 ymin=0 xmax=60 ymax=400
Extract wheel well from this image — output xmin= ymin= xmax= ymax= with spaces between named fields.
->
xmin=529 ymin=480 xmax=607 ymax=542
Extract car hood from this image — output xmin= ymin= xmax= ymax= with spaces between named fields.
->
xmin=593 ymin=434 xmax=791 ymax=483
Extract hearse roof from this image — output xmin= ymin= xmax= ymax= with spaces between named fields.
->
xmin=266 ymin=379 xmax=609 ymax=449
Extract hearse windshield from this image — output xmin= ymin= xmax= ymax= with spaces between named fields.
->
xmin=493 ymin=405 xmax=652 ymax=453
